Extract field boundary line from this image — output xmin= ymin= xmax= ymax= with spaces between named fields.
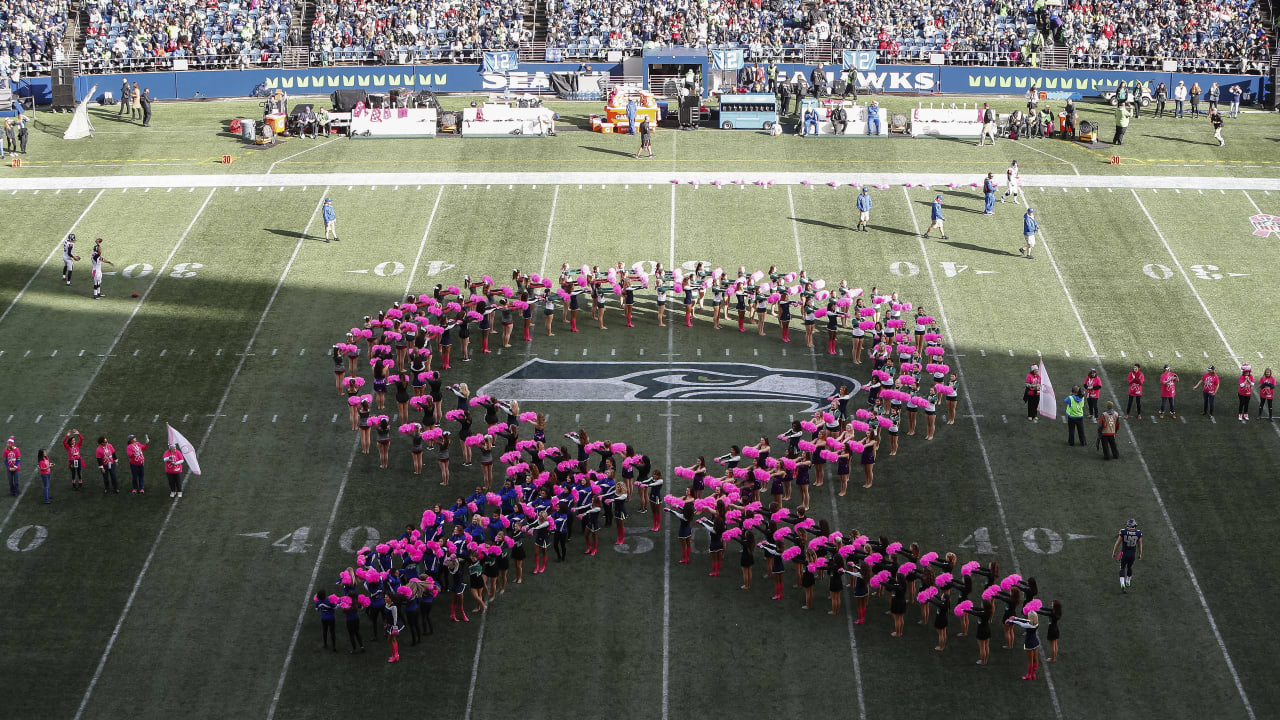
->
xmin=402 ymin=185 xmax=445 ymax=295
xmin=0 ymin=189 xmax=104 ymax=326
xmin=0 ymin=188 xmax=215 ymax=541
xmin=1239 ymin=191 xmax=1280 ymax=443
xmin=265 ymin=438 xmax=361 ymax=720
xmin=3 ymin=172 xmax=1280 ymax=192
xmin=538 ymin=185 xmax=560 ymax=278
xmin=1010 ymin=139 xmax=1080 ymax=176
xmin=661 ymin=181 xmax=676 ymax=720
xmin=903 ymin=187 xmax=1063 ymax=720
xmin=267 ymin=137 xmax=338 ymax=175
xmin=72 ymin=187 xmax=328 ymax=720
xmin=1026 ymin=191 xmax=1255 ymax=720
xmin=789 ymin=205 xmax=867 ymax=720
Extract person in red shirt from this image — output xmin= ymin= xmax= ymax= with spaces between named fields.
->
xmin=1083 ymin=368 xmax=1103 ymax=419
xmin=126 ymin=434 xmax=149 ymax=494
xmin=96 ymin=436 xmax=119 ymax=494
xmin=4 ymin=437 xmax=20 ymax=496
xmin=1192 ymin=366 xmax=1219 ymax=418
xmin=1237 ymin=363 xmax=1255 ymax=422
xmin=37 ymin=450 xmax=52 ymax=504
xmin=1260 ymin=368 xmax=1276 ymax=420
xmin=1024 ymin=365 xmax=1042 ymax=422
xmin=1157 ymin=364 xmax=1179 ymax=419
xmin=63 ymin=430 xmax=85 ymax=490
xmin=163 ymin=443 xmax=186 ymax=498
xmin=1125 ymin=363 xmax=1145 ymax=419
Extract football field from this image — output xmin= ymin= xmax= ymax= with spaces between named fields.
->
xmin=1 ymin=102 xmax=1278 ymax=720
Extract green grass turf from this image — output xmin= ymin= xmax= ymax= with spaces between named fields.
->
xmin=0 ymin=117 xmax=1278 ymax=719
xmin=7 ymin=95 xmax=1279 ymax=178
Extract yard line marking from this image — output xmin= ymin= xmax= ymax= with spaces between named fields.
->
xmin=905 ymin=186 xmax=1062 ymax=720
xmin=787 ymin=186 xmax=805 ymax=270
xmin=461 ymin=609 xmax=491 ymax=720
xmin=0 ymin=189 xmax=104 ymax=327
xmin=0 ymin=188 xmax=215 ymax=541
xmin=265 ymin=439 xmax=360 ymax=720
xmin=660 ymin=181 xmax=677 ymax=720
xmin=73 ymin=187 xmax=327 ymax=720
xmin=1028 ymin=191 xmax=1254 ymax=720
xmin=403 ymin=185 xmax=445 ymax=295
xmin=537 ymin=185 xmax=560 ymax=278
xmin=1010 ymin=139 xmax=1080 ymax=175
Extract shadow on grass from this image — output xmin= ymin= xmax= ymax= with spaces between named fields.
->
xmin=790 ymin=217 xmax=853 ymax=231
xmin=915 ymin=199 xmax=983 ymax=214
xmin=264 ymin=228 xmax=320 ymax=241
xmin=937 ymin=240 xmax=1020 ymax=257
xmin=1142 ymin=134 xmax=1213 ymax=146
xmin=867 ymin=225 xmax=919 ymax=237
xmin=579 ymin=145 xmax=638 ymax=158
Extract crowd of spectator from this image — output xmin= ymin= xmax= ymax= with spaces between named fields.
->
xmin=309 ymin=0 xmax=528 ymax=64
xmin=0 ymin=0 xmax=1273 ymax=73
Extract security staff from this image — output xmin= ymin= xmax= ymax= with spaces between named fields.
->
xmin=1063 ymin=387 xmax=1086 ymax=446
xmin=1112 ymin=101 xmax=1131 ymax=146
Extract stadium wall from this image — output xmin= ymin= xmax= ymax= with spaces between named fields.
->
xmin=13 ymin=63 xmax=1268 ymax=105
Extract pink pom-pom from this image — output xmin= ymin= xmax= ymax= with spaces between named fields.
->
xmin=339 ymin=596 xmax=353 ymax=610
xmin=348 ymin=397 xmax=361 ymax=407
xmin=781 ymin=457 xmax=797 ymax=471
xmin=465 ymin=435 xmax=485 ymax=447
xmin=1023 ymin=599 xmax=1043 ymax=615
xmin=872 ymin=370 xmax=890 ymax=383
xmin=935 ymin=572 xmax=953 ymax=587
xmin=732 ymin=467 xmax=749 ymax=479
xmin=1000 ymin=573 xmax=1023 ymax=591
xmin=752 ymin=468 xmax=770 ymax=482
xmin=819 ymin=450 xmax=839 ymax=463
xmin=982 ymin=585 xmax=1001 ymax=601
xmin=339 ymin=570 xmax=354 ymax=585
xmin=808 ymin=536 xmax=828 ymax=551
xmin=421 ymin=510 xmax=436 ymax=528
xmin=926 ymin=346 xmax=945 ymax=356
xmin=770 ymin=508 xmax=790 ymax=522
xmin=870 ymin=570 xmax=892 ymax=588
xmin=781 ymin=545 xmax=802 ymax=561
xmin=850 ymin=421 xmax=869 ymax=433
xmin=919 ymin=551 xmax=939 ymax=567
xmin=743 ymin=515 xmax=764 ymax=531
xmin=917 ymin=587 xmax=938 ymax=603
xmin=838 ymin=544 xmax=858 ymax=557
xmin=795 ymin=518 xmax=816 ymax=532
xmin=876 ymin=417 xmax=893 ymax=428
xmin=798 ymin=440 xmax=817 ymax=453
xmin=954 ymin=599 xmax=973 ymax=616
xmin=486 ymin=492 xmax=502 ymax=507
xmin=741 ymin=446 xmax=760 ymax=459
xmin=357 ymin=594 xmax=371 ymax=608
xmin=663 ymin=494 xmax=684 ymax=509
xmin=897 ymin=562 xmax=917 ymax=576
xmin=885 ymin=319 xmax=903 ymax=329
xmin=764 ymin=457 xmax=779 ymax=469
xmin=847 ymin=441 xmax=864 ymax=453
xmin=722 ymin=527 xmax=743 ymax=543
xmin=610 ymin=442 xmax=627 ymax=455
xmin=885 ymin=541 xmax=903 ymax=556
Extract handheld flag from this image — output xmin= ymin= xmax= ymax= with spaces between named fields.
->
xmin=166 ymin=423 xmax=201 ymax=475
xmin=1037 ymin=360 xmax=1058 ymax=420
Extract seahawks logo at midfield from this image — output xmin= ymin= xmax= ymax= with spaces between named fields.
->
xmin=478 ymin=360 xmax=859 ymax=410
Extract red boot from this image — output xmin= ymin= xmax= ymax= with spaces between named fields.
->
xmin=523 ymin=328 xmax=531 ymax=341
xmin=570 ymin=317 xmax=579 ymax=333
xmin=481 ymin=336 xmax=491 ymax=354
xmin=616 ymin=524 xmax=625 ymax=545
xmin=782 ymin=327 xmax=790 ymax=343
xmin=738 ymin=317 xmax=745 ymax=332
xmin=772 ymin=577 xmax=784 ymax=600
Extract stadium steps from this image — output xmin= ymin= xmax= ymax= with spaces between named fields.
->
xmin=66 ymin=0 xmax=86 ymax=63
xmin=298 ymin=0 xmax=316 ymax=50
xmin=528 ymin=0 xmax=548 ymax=42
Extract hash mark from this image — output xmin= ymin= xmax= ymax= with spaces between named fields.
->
xmin=123 ymin=414 xmax=129 ymax=422
xmin=272 ymin=414 xmax=278 ymax=423
xmin=331 ymin=414 xmax=337 ymax=423
xmin=242 ymin=415 xmax=248 ymax=423
xmin=160 ymin=349 xmax=167 ymax=357
xmin=35 ymin=414 xmax=42 ymax=424
xmin=302 ymin=414 xmax=308 ymax=423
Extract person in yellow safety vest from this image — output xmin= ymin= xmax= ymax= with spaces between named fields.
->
xmin=1064 ymin=386 xmax=1086 ymax=446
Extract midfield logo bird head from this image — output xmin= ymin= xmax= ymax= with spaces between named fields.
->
xmin=479 ymin=360 xmax=859 ymax=412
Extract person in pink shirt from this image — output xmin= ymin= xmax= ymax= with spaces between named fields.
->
xmin=126 ymin=434 xmax=149 ymax=494
xmin=1192 ymin=366 xmax=1220 ymax=418
xmin=37 ymin=450 xmax=52 ymax=504
xmin=1157 ymin=364 xmax=1179 ymax=419
xmin=1259 ymin=368 xmax=1275 ymax=420
xmin=96 ymin=435 xmax=119 ymax=493
xmin=64 ymin=430 xmax=85 ymax=491
xmin=1024 ymin=365 xmax=1042 ymax=422
xmin=4 ymin=436 xmax=21 ymax=496
xmin=1236 ymin=363 xmax=1255 ymax=422
xmin=1125 ymin=363 xmax=1145 ymax=419
xmin=1083 ymin=368 xmax=1103 ymax=420
xmin=163 ymin=443 xmax=186 ymax=498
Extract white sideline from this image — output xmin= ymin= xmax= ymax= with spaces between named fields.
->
xmin=0 ymin=189 xmax=104 ymax=326
xmin=72 ymin=188 xmax=329 ymax=720
xmin=902 ymin=187 xmax=1064 ymax=720
xmin=0 ymin=188 xmax=216 ymax=542
xmin=1025 ymin=192 xmax=1255 ymax=720
xmin=3 ymin=171 xmax=1280 ymax=192
xmin=402 ymin=185 xmax=445 ymax=295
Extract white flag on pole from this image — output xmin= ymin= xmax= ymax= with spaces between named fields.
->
xmin=1037 ymin=360 xmax=1058 ymax=420
xmin=166 ymin=423 xmax=202 ymax=475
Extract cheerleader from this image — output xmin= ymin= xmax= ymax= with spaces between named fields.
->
xmin=435 ymin=431 xmax=451 ymax=486
xmin=1000 ymin=586 xmax=1022 ymax=649
xmin=331 ymin=345 xmax=347 ymax=396
xmin=466 ymin=551 xmax=487 ymax=613
xmin=1237 ymin=363 xmax=1256 ymax=421
xmin=568 ymin=283 xmax=586 ymax=333
xmin=710 ymin=277 xmax=726 ymax=330
xmin=595 ymin=280 xmax=610 ymax=330
xmin=341 ymin=593 xmax=365 ymax=653
xmin=655 ymin=276 xmax=669 ymax=327
xmin=313 ymin=592 xmax=337 ymax=651
xmin=734 ymin=278 xmax=748 ymax=332
xmin=1007 ymin=608 xmax=1041 ymax=680
xmin=944 ymin=372 xmax=960 ymax=424
xmin=371 ymin=358 xmax=389 ymax=409
xmin=528 ymin=510 xmax=551 ymax=574
xmin=612 ymin=480 xmax=629 ymax=545
xmin=670 ymin=498 xmax=694 ymax=564
xmin=578 ymin=494 xmax=602 ymax=556
xmin=801 ymin=548 xmax=818 ymax=610
xmin=63 ymin=430 xmax=84 ymax=490
xmin=344 ymin=379 xmax=362 ymax=431
xmin=444 ymin=556 xmax=468 ymax=622
xmin=833 ymin=444 xmax=852 ymax=497
xmin=375 ymin=416 xmax=391 ymax=469
xmin=393 ymin=374 xmax=411 ymax=424
xmin=886 ymin=405 xmax=901 ymax=456
xmin=357 ymin=399 xmax=372 ymax=454
xmin=481 ymin=541 xmax=500 ymax=601
xmin=640 ymin=469 xmax=664 ymax=531
xmin=964 ymin=598 xmax=993 ymax=665
xmin=509 ymin=518 xmax=528 ymax=583
xmin=477 ymin=299 xmax=495 ymax=355
xmin=794 ymin=452 xmax=813 ymax=510
xmin=1045 ymin=600 xmax=1062 ymax=662
xmin=699 ymin=513 xmax=725 ymax=577
xmin=496 ymin=297 xmax=514 ymax=347
xmin=922 ymin=386 xmax=938 ymax=440
xmin=860 ymin=433 xmax=878 ymax=489
xmin=476 ymin=434 xmax=494 ymax=489
xmin=798 ymin=296 xmax=815 ymax=348
xmin=951 ymin=573 xmax=973 ymax=636
xmin=887 ymin=573 xmax=907 ymax=637
xmin=772 ymin=290 xmax=791 ymax=342
xmin=364 ymin=573 xmax=385 ymax=640
xmin=384 ymin=597 xmax=403 ymax=663
xmin=737 ymin=529 xmax=756 ymax=589
xmin=1259 ymin=368 xmax=1275 ymax=419
xmin=927 ymin=588 xmax=950 ymax=650
xmin=843 ymin=559 xmax=867 ymax=623
xmin=682 ymin=279 xmax=697 ymax=328
xmin=456 ymin=311 xmax=473 ymax=362
xmin=760 ymin=532 xmax=786 ymax=600
xmin=540 ymin=286 xmax=557 ymax=337
xmin=823 ymin=302 xmax=840 ymax=355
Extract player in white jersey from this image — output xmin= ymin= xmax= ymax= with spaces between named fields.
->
xmin=91 ymin=238 xmax=114 ymax=299
xmin=1001 ymin=160 xmax=1020 ymax=202
xmin=62 ymin=233 xmax=81 ymax=285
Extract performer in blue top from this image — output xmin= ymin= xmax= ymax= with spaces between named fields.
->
xmin=1019 ymin=208 xmax=1039 ymax=259
xmin=313 ymin=592 xmax=337 ymax=651
xmin=923 ymin=195 xmax=948 ymax=239
xmin=1111 ymin=518 xmax=1143 ymax=591
xmin=982 ymin=173 xmax=996 ymax=215
xmin=322 ymin=197 xmax=339 ymax=243
xmin=855 ymin=187 xmax=872 ymax=232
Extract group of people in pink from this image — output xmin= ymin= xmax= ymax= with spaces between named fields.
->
xmin=3 ymin=431 xmax=187 ymax=505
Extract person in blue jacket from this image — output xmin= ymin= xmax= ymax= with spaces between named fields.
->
xmin=982 ymin=173 xmax=996 ymax=215
xmin=313 ymin=592 xmax=337 ymax=651
xmin=1019 ymin=208 xmax=1039 ymax=259
xmin=923 ymin=195 xmax=948 ymax=239
xmin=856 ymin=187 xmax=872 ymax=232
xmin=866 ymin=100 xmax=882 ymax=135
xmin=322 ymin=197 xmax=338 ymax=243
xmin=342 ymin=594 xmax=364 ymax=653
